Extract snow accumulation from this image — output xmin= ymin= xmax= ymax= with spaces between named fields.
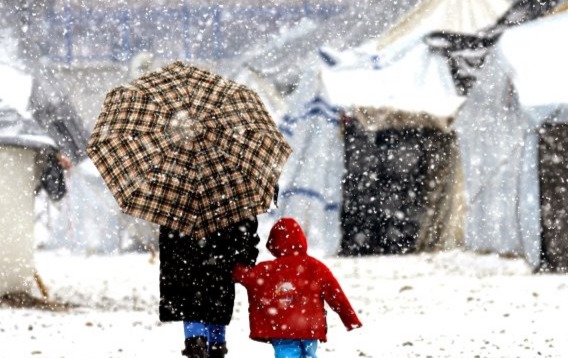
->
xmin=0 ymin=64 xmax=33 ymax=118
xmin=1 ymin=248 xmax=567 ymax=358
xmin=320 ymin=40 xmax=466 ymax=118
xmin=497 ymin=13 xmax=568 ymax=107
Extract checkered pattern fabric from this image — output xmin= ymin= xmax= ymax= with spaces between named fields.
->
xmin=86 ymin=61 xmax=292 ymax=239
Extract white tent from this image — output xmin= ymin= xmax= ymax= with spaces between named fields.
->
xmin=321 ymin=35 xmax=467 ymax=252
xmin=455 ymin=12 xmax=568 ymax=269
xmin=233 ymin=67 xmax=289 ymax=122
xmin=0 ymin=64 xmax=33 ymax=116
xmin=273 ymin=0 xmax=513 ymax=255
xmin=275 ymin=93 xmax=345 ymax=256
xmin=0 ymin=64 xmax=57 ymax=295
xmin=49 ymin=159 xmax=122 ymax=254
xmin=0 ymin=146 xmax=40 ymax=294
xmin=48 ymin=158 xmax=158 ymax=254
xmin=268 ymin=40 xmax=463 ymax=256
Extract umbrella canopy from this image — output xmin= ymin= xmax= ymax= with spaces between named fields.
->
xmin=86 ymin=61 xmax=291 ymax=239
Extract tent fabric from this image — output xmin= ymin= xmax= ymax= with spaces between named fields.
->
xmin=50 ymin=159 xmax=126 ymax=254
xmin=249 ymin=0 xmax=515 ymax=256
xmin=0 ymin=64 xmax=33 ymax=116
xmin=0 ymin=63 xmax=86 ymax=160
xmin=0 ymin=78 xmax=64 ymax=202
xmin=423 ymin=0 xmax=564 ymax=96
xmin=0 ymin=108 xmax=56 ymax=150
xmin=29 ymin=70 xmax=89 ymax=163
xmin=371 ymin=0 xmax=510 ymax=51
xmin=319 ymin=38 xmax=466 ymax=256
xmin=321 ymin=41 xmax=465 ymax=118
xmin=455 ymin=12 xmax=568 ymax=270
xmin=0 ymin=61 xmax=70 ymax=295
xmin=492 ymin=0 xmax=560 ymax=31
xmin=549 ymin=2 xmax=568 ymax=15
xmin=47 ymin=158 xmax=159 ymax=254
xmin=424 ymin=32 xmax=498 ymax=95
xmin=270 ymin=3 xmax=478 ymax=255
xmin=497 ymin=13 xmax=568 ymax=107
xmin=0 ymin=146 xmax=37 ymax=295
xmin=349 ymin=106 xmax=454 ymax=133
xmin=234 ymin=67 xmax=289 ymax=121
xmin=455 ymin=61 xmax=539 ymax=264
xmin=235 ymin=0 xmax=457 ymax=254
xmin=538 ymin=120 xmax=568 ymax=273
xmin=223 ymin=0 xmax=422 ymax=97
xmin=340 ymin=108 xmax=464 ymax=255
xmin=274 ymin=96 xmax=344 ymax=257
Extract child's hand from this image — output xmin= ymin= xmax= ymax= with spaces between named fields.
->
xmin=347 ymin=322 xmax=362 ymax=331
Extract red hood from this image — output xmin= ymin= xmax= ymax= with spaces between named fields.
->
xmin=266 ymin=217 xmax=308 ymax=258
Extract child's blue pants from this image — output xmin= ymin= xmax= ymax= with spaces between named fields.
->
xmin=271 ymin=339 xmax=318 ymax=358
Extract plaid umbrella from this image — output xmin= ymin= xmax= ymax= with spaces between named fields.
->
xmin=86 ymin=61 xmax=292 ymax=239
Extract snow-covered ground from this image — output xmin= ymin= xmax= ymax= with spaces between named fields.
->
xmin=1 ymin=248 xmax=567 ymax=358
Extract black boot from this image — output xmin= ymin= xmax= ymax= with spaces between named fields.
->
xmin=181 ymin=336 xmax=208 ymax=358
xmin=209 ymin=342 xmax=228 ymax=358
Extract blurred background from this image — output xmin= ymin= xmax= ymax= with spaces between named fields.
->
xmin=2 ymin=0 xmax=568 ymax=297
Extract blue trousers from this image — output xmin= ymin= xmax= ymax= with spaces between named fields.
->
xmin=271 ymin=339 xmax=318 ymax=358
xmin=183 ymin=321 xmax=226 ymax=344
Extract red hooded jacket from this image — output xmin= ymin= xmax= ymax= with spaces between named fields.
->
xmin=233 ymin=217 xmax=362 ymax=342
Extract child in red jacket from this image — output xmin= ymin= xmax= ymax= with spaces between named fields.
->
xmin=233 ymin=217 xmax=362 ymax=358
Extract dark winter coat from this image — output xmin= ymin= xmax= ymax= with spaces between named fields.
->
xmin=159 ymin=216 xmax=260 ymax=324
xmin=233 ymin=217 xmax=362 ymax=342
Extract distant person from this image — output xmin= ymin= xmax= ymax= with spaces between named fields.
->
xmin=233 ymin=217 xmax=362 ymax=358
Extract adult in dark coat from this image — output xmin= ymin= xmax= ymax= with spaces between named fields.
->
xmin=159 ymin=216 xmax=260 ymax=358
